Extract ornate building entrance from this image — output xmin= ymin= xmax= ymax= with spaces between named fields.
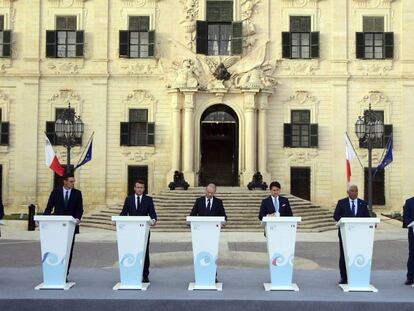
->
xmin=199 ymin=104 xmax=239 ymax=186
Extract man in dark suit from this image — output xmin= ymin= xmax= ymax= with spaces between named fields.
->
xmin=190 ymin=183 xmax=227 ymax=283
xmin=333 ymin=185 xmax=370 ymax=284
xmin=403 ymin=196 xmax=414 ymax=285
xmin=190 ymin=183 xmax=227 ymax=221
xmin=120 ymin=180 xmax=157 ymax=283
xmin=0 ymin=197 xmax=4 ymax=237
xmin=258 ymin=181 xmax=293 ymax=220
xmin=43 ymin=173 xmax=83 ymax=279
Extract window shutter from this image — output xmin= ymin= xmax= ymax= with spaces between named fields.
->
xmin=206 ymin=1 xmax=233 ymax=22
xmin=2 ymin=30 xmax=11 ymax=57
xmin=120 ymin=122 xmax=130 ymax=146
xmin=148 ymin=30 xmax=155 ymax=57
xmin=46 ymin=30 xmax=57 ymax=58
xmin=310 ymin=124 xmax=318 ymax=147
xmin=231 ymin=21 xmax=243 ymax=55
xmin=283 ymin=123 xmax=292 ymax=147
xmin=282 ymin=32 xmax=292 ymax=58
xmin=383 ymin=124 xmax=393 ymax=148
xmin=384 ymin=32 xmax=394 ymax=59
xmin=46 ymin=121 xmax=57 ymax=145
xmin=196 ymin=20 xmax=208 ymax=55
xmin=356 ymin=32 xmax=365 ymax=59
xmin=76 ymin=30 xmax=84 ymax=57
xmin=0 ymin=122 xmax=9 ymax=145
xmin=119 ymin=30 xmax=129 ymax=58
xmin=310 ymin=31 xmax=320 ymax=58
xmin=147 ymin=122 xmax=155 ymax=145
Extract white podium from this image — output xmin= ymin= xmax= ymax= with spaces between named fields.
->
xmin=34 ymin=215 xmax=77 ymax=290
xmin=186 ymin=216 xmax=226 ymax=291
xmin=337 ymin=217 xmax=380 ymax=292
xmin=261 ymin=216 xmax=302 ymax=291
xmin=112 ymin=216 xmax=152 ymax=290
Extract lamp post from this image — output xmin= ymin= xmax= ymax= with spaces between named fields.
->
xmin=354 ymin=103 xmax=384 ymax=217
xmin=55 ymin=104 xmax=84 ymax=174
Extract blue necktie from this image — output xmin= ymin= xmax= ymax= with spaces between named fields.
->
xmin=64 ymin=190 xmax=69 ymax=208
xmin=351 ymin=200 xmax=356 ymax=216
xmin=207 ymin=199 xmax=211 ymax=211
xmin=274 ymin=198 xmax=279 ymax=214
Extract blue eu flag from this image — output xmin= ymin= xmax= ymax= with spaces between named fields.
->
xmin=376 ymin=137 xmax=393 ymax=171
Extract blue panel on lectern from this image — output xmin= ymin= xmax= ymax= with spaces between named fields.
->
xmin=348 ymin=254 xmax=372 ymax=287
xmin=270 ymin=253 xmax=294 ymax=286
xmin=194 ymin=251 xmax=216 ymax=286
xmin=120 ymin=252 xmax=144 ymax=286
xmin=42 ymin=252 xmax=66 ymax=286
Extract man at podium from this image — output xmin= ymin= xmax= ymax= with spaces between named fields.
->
xmin=43 ymin=173 xmax=84 ymax=279
xmin=190 ymin=183 xmax=227 ymax=220
xmin=120 ymin=179 xmax=157 ymax=283
xmin=403 ymin=196 xmax=414 ymax=285
xmin=333 ymin=185 xmax=370 ymax=284
xmin=258 ymin=181 xmax=293 ymax=220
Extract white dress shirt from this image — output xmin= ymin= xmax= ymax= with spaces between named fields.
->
xmin=349 ymin=198 xmax=358 ymax=216
xmin=63 ymin=187 xmax=72 ymax=201
xmin=135 ymin=194 xmax=143 ymax=210
xmin=205 ymin=197 xmax=213 ymax=210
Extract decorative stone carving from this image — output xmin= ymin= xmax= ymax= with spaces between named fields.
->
xmin=359 ymin=90 xmax=390 ymax=110
xmin=120 ymin=60 xmax=161 ymax=75
xmin=46 ymin=60 xmax=84 ymax=74
xmin=121 ymin=149 xmax=155 ymax=162
xmin=355 ymin=61 xmax=393 ymax=76
xmin=286 ymin=90 xmax=318 ymax=107
xmin=170 ymin=59 xmax=199 ymax=89
xmin=277 ymin=59 xmax=320 ymax=75
xmin=124 ymin=89 xmax=157 ymax=107
xmin=48 ymin=89 xmax=83 ymax=114
xmin=282 ymin=0 xmax=321 ymax=8
xmin=0 ymin=60 xmax=12 ymax=74
xmin=285 ymin=149 xmax=319 ymax=164
xmin=352 ymin=0 xmax=394 ymax=9
xmin=241 ymin=0 xmax=261 ymax=51
xmin=47 ymin=0 xmax=88 ymax=7
xmin=120 ymin=0 xmax=159 ymax=7
xmin=179 ymin=0 xmax=199 ymax=49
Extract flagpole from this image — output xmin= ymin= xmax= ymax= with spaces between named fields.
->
xmin=345 ymin=132 xmax=363 ymax=169
xmin=75 ymin=132 xmax=94 ymax=169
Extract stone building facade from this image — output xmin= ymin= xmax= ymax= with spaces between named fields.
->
xmin=0 ymin=0 xmax=413 ymax=214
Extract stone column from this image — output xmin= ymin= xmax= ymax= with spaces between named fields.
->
xmin=182 ymin=90 xmax=196 ymax=186
xmin=402 ymin=82 xmax=414 ymax=202
xmin=257 ymin=92 xmax=271 ymax=183
xmin=243 ymin=91 xmax=258 ymax=186
xmin=167 ymin=90 xmax=182 ymax=184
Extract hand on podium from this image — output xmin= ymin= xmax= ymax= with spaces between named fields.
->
xmin=151 ymin=219 xmax=157 ymax=226
xmin=75 ymin=218 xmax=80 ymax=225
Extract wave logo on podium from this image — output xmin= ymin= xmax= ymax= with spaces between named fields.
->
xmin=120 ymin=252 xmax=144 ymax=285
xmin=270 ymin=253 xmax=294 ymax=286
xmin=194 ymin=251 xmax=216 ymax=286
xmin=42 ymin=252 xmax=66 ymax=285
xmin=347 ymin=254 xmax=372 ymax=287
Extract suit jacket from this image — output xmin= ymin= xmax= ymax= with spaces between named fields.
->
xmin=190 ymin=196 xmax=227 ymax=221
xmin=120 ymin=194 xmax=157 ymax=220
xmin=0 ymin=198 xmax=4 ymax=220
xmin=44 ymin=188 xmax=84 ymax=234
xmin=403 ymin=197 xmax=414 ymax=230
xmin=258 ymin=196 xmax=293 ymax=220
xmin=333 ymin=197 xmax=370 ymax=237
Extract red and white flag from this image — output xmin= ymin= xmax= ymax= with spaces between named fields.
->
xmin=345 ymin=134 xmax=357 ymax=184
xmin=45 ymin=135 xmax=65 ymax=176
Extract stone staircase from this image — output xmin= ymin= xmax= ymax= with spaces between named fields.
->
xmin=81 ymin=187 xmax=337 ymax=232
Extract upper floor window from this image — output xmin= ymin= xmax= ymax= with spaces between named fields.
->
xmin=46 ymin=16 xmax=84 ymax=58
xmin=282 ymin=16 xmax=319 ymax=59
xmin=356 ymin=16 xmax=393 ymax=60
xmin=284 ymin=110 xmax=318 ymax=148
xmin=0 ymin=15 xmax=11 ymax=58
xmin=0 ymin=108 xmax=10 ymax=146
xmin=119 ymin=16 xmax=155 ymax=58
xmin=196 ymin=0 xmax=242 ymax=55
xmin=358 ymin=110 xmax=393 ymax=149
xmin=120 ymin=109 xmax=155 ymax=146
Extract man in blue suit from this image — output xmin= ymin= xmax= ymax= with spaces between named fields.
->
xmin=120 ymin=180 xmax=157 ymax=283
xmin=258 ymin=181 xmax=293 ymax=220
xmin=403 ymin=196 xmax=414 ymax=285
xmin=44 ymin=173 xmax=84 ymax=279
xmin=333 ymin=185 xmax=370 ymax=284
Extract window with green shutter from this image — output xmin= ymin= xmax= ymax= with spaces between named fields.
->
xmin=120 ymin=109 xmax=155 ymax=146
xmin=283 ymin=16 xmax=319 ymax=59
xmin=119 ymin=16 xmax=155 ymax=58
xmin=46 ymin=16 xmax=83 ymax=58
xmin=284 ymin=110 xmax=318 ymax=148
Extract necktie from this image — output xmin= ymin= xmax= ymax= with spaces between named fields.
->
xmin=136 ymin=196 xmax=140 ymax=210
xmin=207 ymin=198 xmax=211 ymax=211
xmin=351 ymin=200 xmax=356 ymax=216
xmin=273 ymin=197 xmax=279 ymax=214
xmin=64 ymin=190 xmax=69 ymax=208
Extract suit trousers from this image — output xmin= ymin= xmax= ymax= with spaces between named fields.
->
xmin=338 ymin=232 xmax=347 ymax=282
xmin=407 ymin=229 xmax=414 ymax=280
xmin=67 ymin=233 xmax=76 ymax=276
xmin=143 ymin=233 xmax=150 ymax=279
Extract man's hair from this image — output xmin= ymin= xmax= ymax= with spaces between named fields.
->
xmin=206 ymin=183 xmax=216 ymax=189
xmin=135 ymin=180 xmax=145 ymax=187
xmin=348 ymin=184 xmax=358 ymax=191
xmin=63 ymin=173 xmax=75 ymax=180
xmin=269 ymin=181 xmax=281 ymax=190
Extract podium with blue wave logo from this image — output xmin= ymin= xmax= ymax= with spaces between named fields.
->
xmin=112 ymin=216 xmax=152 ymax=290
xmin=262 ymin=216 xmax=302 ymax=291
xmin=34 ymin=215 xmax=77 ymax=290
xmin=187 ymin=216 xmax=226 ymax=291
xmin=337 ymin=217 xmax=380 ymax=292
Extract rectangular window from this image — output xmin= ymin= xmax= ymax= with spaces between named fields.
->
xmin=120 ymin=109 xmax=155 ymax=146
xmin=0 ymin=15 xmax=10 ymax=58
xmin=46 ymin=16 xmax=83 ymax=58
xmin=357 ymin=16 xmax=393 ymax=60
xmin=364 ymin=168 xmax=385 ymax=205
xmin=119 ymin=16 xmax=154 ymax=58
xmin=292 ymin=110 xmax=310 ymax=147
xmin=0 ymin=15 xmax=4 ymax=30
xmin=129 ymin=16 xmax=150 ymax=31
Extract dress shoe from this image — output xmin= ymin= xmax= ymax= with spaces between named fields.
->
xmin=142 ymin=277 xmax=150 ymax=283
xmin=404 ymin=279 xmax=413 ymax=285
xmin=338 ymin=279 xmax=347 ymax=285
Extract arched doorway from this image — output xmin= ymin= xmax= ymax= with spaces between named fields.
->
xmin=199 ymin=104 xmax=239 ymax=186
